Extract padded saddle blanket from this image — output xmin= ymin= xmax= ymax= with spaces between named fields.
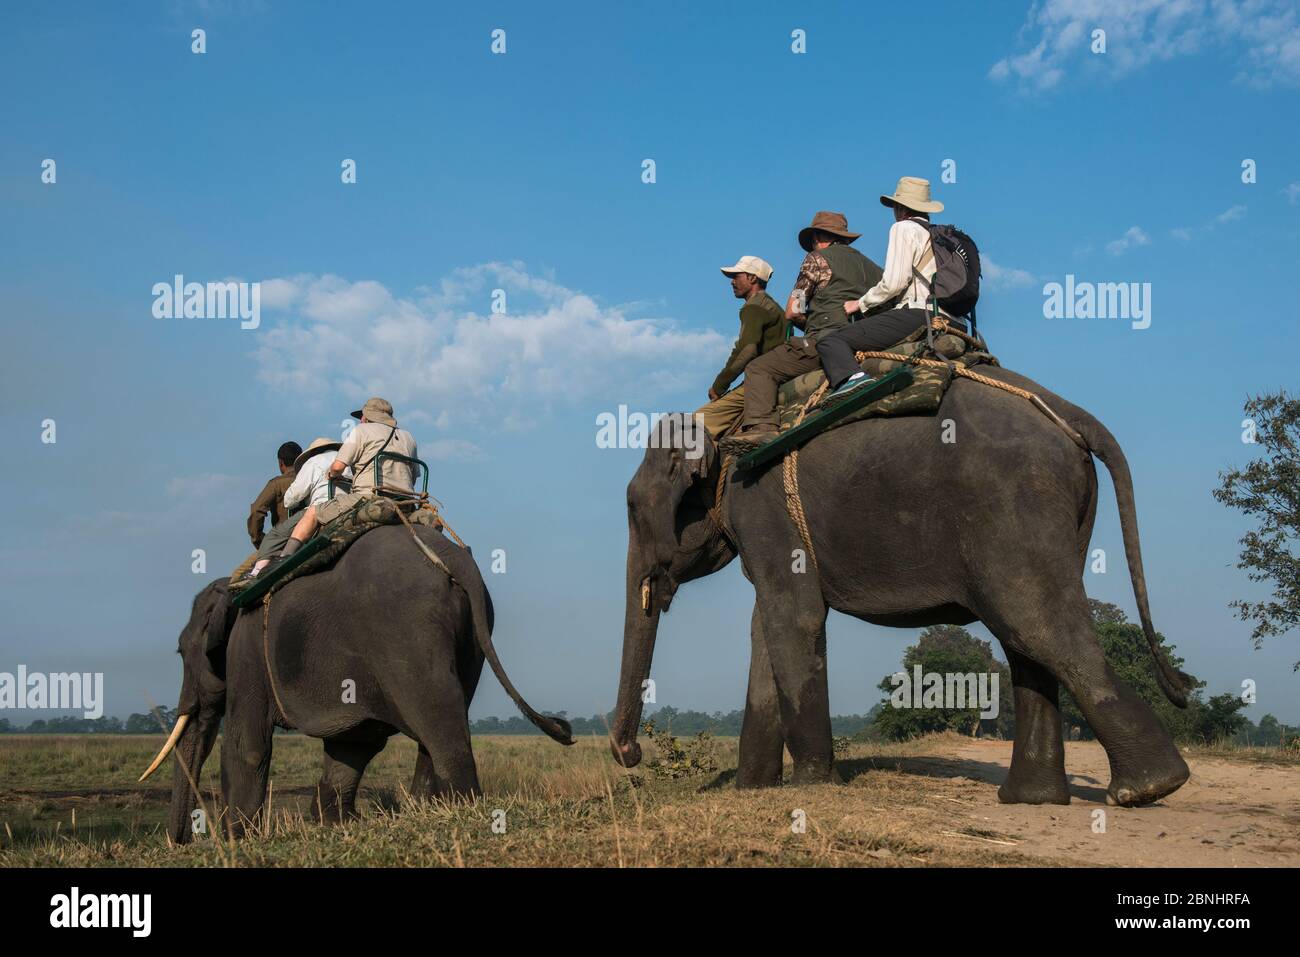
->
xmin=230 ymin=497 xmax=442 ymax=606
xmin=769 ymin=325 xmax=999 ymax=434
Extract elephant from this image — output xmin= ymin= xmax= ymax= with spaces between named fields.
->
xmin=142 ymin=524 xmax=573 ymax=843
xmin=610 ymin=365 xmax=1194 ymax=807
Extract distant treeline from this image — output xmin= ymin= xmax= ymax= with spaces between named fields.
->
xmin=5 ymin=704 xmax=1296 ymax=748
xmin=467 ymin=707 xmax=878 ymax=739
xmin=4 ymin=603 xmax=1297 ymax=749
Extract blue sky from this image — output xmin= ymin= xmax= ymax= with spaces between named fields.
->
xmin=2 ymin=0 xmax=1298 ymax=727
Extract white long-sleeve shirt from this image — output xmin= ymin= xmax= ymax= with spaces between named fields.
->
xmin=855 ymin=218 xmax=939 ymax=314
xmin=283 ymin=451 xmax=352 ymax=511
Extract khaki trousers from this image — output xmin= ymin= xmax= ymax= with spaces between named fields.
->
xmin=740 ymin=337 xmax=822 ymax=429
xmin=695 ymin=385 xmax=747 ymax=438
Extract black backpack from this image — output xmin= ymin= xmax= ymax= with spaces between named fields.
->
xmin=910 ymin=217 xmax=981 ymax=323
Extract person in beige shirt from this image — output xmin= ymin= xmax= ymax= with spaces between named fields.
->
xmin=270 ymin=397 xmax=419 ymax=564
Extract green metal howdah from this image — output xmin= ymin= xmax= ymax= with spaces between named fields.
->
xmin=735 ymin=365 xmax=914 ymax=472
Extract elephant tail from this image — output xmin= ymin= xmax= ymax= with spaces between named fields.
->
xmin=1069 ymin=411 xmax=1196 ymax=708
xmin=426 ymin=531 xmax=575 ymax=745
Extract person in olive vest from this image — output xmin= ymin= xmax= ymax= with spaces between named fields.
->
xmin=720 ymin=211 xmax=883 ymax=453
xmin=695 ymin=255 xmax=786 ymax=438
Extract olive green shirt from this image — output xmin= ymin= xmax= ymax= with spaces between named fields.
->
xmin=247 ymin=472 xmax=294 ymax=547
xmin=712 ymin=291 xmax=787 ymax=395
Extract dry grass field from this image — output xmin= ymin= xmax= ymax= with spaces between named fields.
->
xmin=1 ymin=732 xmax=1296 ymax=867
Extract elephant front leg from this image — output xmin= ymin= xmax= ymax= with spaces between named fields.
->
xmin=999 ymin=648 xmax=1070 ymax=805
xmin=753 ymin=579 xmax=834 ymax=785
xmin=736 ymin=604 xmax=785 ymax=789
xmin=219 ymin=701 xmax=274 ymax=840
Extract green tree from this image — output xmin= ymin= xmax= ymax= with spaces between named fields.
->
xmin=1213 ymin=390 xmax=1300 ymax=668
xmin=872 ymin=625 xmax=1013 ymax=741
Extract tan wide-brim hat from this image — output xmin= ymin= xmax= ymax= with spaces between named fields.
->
xmin=880 ymin=176 xmax=944 ymax=214
xmin=798 ymin=211 xmax=861 ymax=252
xmin=349 ymin=396 xmax=396 ymax=427
xmin=293 ymin=437 xmax=343 ymax=472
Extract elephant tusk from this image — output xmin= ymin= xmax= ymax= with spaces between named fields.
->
xmin=138 ymin=713 xmax=191 ymax=782
xmin=640 ymin=578 xmax=651 ymax=612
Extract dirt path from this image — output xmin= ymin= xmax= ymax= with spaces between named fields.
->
xmin=931 ymin=740 xmax=1299 ymax=866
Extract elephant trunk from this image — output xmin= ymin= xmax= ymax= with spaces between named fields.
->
xmin=165 ymin=707 xmax=221 ymax=845
xmin=610 ymin=547 xmax=664 ymax=768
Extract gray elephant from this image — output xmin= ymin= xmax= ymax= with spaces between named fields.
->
xmin=610 ymin=366 xmax=1193 ymax=807
xmin=142 ymin=525 xmax=572 ymax=843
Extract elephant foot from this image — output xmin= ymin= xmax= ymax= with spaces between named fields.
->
xmin=789 ymin=760 xmax=835 ymax=786
xmin=1106 ymin=755 xmax=1190 ymax=807
xmin=998 ymin=775 xmax=1070 ymax=805
xmin=734 ymin=767 xmax=783 ymax=790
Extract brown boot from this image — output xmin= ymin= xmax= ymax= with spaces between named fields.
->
xmin=719 ymin=426 xmax=779 ymax=456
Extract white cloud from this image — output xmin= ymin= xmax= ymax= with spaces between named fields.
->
xmin=251 ymin=263 xmax=727 ymax=433
xmin=1214 ymin=203 xmax=1248 ymax=223
xmin=991 ymin=0 xmax=1300 ymax=91
xmin=1106 ymin=225 xmax=1151 ymax=256
xmin=1285 ymin=182 xmax=1300 ymax=204
xmin=980 ymin=255 xmax=1036 ymax=289
xmin=1170 ymin=203 xmax=1248 ymax=240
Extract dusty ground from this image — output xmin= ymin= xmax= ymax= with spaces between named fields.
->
xmin=1 ymin=734 xmax=1295 ymax=866
xmin=886 ymin=739 xmax=1300 ymax=867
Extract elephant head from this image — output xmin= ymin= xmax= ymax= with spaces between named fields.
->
xmin=610 ymin=416 xmax=736 ymax=768
xmin=139 ymin=577 xmax=235 ymax=844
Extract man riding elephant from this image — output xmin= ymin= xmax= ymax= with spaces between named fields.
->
xmin=721 ymin=211 xmax=883 ymax=453
xmin=695 ymin=255 xmax=786 ymax=439
xmin=277 ymin=396 xmax=418 ymax=556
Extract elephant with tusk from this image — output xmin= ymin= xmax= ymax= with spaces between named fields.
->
xmin=146 ymin=525 xmax=573 ymax=844
xmin=610 ymin=366 xmax=1194 ymax=807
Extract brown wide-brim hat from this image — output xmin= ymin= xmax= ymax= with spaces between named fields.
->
xmin=349 ymin=396 xmax=396 ymax=427
xmin=293 ymin=437 xmax=343 ymax=472
xmin=798 ymin=211 xmax=862 ymax=252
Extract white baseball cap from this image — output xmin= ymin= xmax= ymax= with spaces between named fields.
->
xmin=720 ymin=255 xmax=773 ymax=282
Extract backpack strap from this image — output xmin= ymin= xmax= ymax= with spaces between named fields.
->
xmin=354 ymin=425 xmax=399 ymax=481
xmin=908 ymin=217 xmax=937 ymax=308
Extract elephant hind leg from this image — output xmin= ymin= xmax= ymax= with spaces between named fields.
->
xmin=316 ymin=733 xmax=388 ymax=824
xmin=736 ymin=605 xmax=785 ymax=789
xmin=997 ymin=648 xmax=1069 ymax=805
xmin=404 ymin=678 xmax=482 ymax=803
xmin=985 ymin=587 xmax=1187 ymax=807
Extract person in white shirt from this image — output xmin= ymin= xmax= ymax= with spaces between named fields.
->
xmin=245 ymin=437 xmax=352 ymax=578
xmin=815 ymin=177 xmax=967 ymax=404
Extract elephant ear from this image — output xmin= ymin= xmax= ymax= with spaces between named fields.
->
xmin=202 ymin=579 xmax=236 ymax=661
xmin=659 ymin=411 xmax=716 ymax=485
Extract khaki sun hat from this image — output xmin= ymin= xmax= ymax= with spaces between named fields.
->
xmin=350 ymin=397 xmax=396 ymax=427
xmin=880 ymin=176 xmax=944 ymax=214
xmin=720 ymin=255 xmax=774 ymax=282
xmin=798 ymin=211 xmax=862 ymax=252
xmin=294 ymin=436 xmax=343 ymax=472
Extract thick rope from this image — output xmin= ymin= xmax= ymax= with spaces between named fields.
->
xmin=851 ymin=350 xmax=1087 ymax=448
xmin=262 ymin=593 xmax=291 ymax=727
xmin=781 ymin=381 xmax=831 ymax=571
